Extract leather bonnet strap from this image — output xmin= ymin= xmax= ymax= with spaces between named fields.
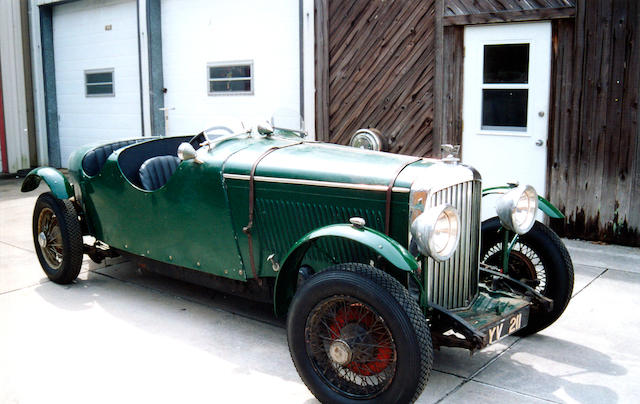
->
xmin=385 ymin=157 xmax=422 ymax=235
xmin=243 ymin=141 xmax=304 ymax=282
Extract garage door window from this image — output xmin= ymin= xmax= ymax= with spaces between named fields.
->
xmin=207 ymin=62 xmax=253 ymax=95
xmin=85 ymin=69 xmax=114 ymax=97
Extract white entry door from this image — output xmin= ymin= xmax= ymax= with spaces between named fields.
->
xmin=461 ymin=22 xmax=551 ymax=220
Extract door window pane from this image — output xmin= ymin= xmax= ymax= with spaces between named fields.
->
xmin=482 ymin=89 xmax=528 ymax=131
xmin=483 ymin=44 xmax=529 ymax=84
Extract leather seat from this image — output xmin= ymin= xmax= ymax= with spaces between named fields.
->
xmin=82 ymin=140 xmax=141 ymax=176
xmin=138 ymin=155 xmax=180 ymax=191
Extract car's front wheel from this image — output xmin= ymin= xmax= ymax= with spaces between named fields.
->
xmin=32 ymin=192 xmax=83 ymax=284
xmin=480 ymin=217 xmax=574 ymax=335
xmin=287 ymin=263 xmax=432 ymax=403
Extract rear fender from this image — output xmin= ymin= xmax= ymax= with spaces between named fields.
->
xmin=21 ymin=167 xmax=74 ymax=200
xmin=482 ymin=185 xmax=564 ymax=219
xmin=273 ymin=224 xmax=419 ymax=316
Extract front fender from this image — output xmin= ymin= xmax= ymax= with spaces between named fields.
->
xmin=21 ymin=167 xmax=74 ymax=199
xmin=273 ymin=224 xmax=418 ymax=316
xmin=482 ymin=185 xmax=564 ymax=219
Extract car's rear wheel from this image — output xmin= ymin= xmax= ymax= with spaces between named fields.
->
xmin=480 ymin=217 xmax=574 ymax=335
xmin=32 ymin=192 xmax=83 ymax=284
xmin=287 ymin=263 xmax=432 ymax=403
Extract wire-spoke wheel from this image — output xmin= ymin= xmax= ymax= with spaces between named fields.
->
xmin=32 ymin=192 xmax=83 ymax=284
xmin=306 ymin=296 xmax=397 ymax=399
xmin=482 ymin=241 xmax=547 ymax=294
xmin=480 ymin=217 xmax=574 ymax=335
xmin=288 ymin=264 xmax=432 ymax=404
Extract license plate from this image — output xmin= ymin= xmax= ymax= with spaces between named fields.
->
xmin=485 ymin=308 xmax=529 ymax=345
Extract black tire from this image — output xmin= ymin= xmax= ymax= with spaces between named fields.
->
xmin=287 ymin=263 xmax=432 ymax=404
xmin=480 ymin=217 xmax=574 ymax=335
xmin=32 ymin=192 xmax=83 ymax=284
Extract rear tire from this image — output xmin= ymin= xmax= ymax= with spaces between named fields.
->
xmin=32 ymin=192 xmax=83 ymax=284
xmin=480 ymin=217 xmax=574 ymax=335
xmin=287 ymin=263 xmax=432 ymax=403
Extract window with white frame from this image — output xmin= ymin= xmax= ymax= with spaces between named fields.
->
xmin=207 ymin=61 xmax=253 ymax=95
xmin=85 ymin=69 xmax=114 ymax=97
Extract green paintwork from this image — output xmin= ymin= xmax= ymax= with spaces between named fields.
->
xmin=53 ymin=134 xmax=424 ymax=289
xmin=537 ymin=195 xmax=565 ymax=219
xmin=22 ymin=130 xmax=549 ymax=332
xmin=482 ymin=185 xmax=565 ymax=219
xmin=283 ymin=224 xmax=418 ymax=272
xmin=21 ymin=167 xmax=74 ymax=199
xmin=272 ymin=223 xmax=419 ymax=315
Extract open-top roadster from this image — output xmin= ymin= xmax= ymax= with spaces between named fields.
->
xmin=22 ymin=125 xmax=573 ymax=403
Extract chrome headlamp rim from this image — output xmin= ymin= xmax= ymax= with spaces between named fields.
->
xmin=349 ymin=129 xmax=383 ymax=151
xmin=496 ymin=184 xmax=538 ymax=234
xmin=410 ymin=203 xmax=461 ymax=262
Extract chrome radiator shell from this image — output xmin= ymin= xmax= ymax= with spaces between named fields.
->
xmin=410 ymin=163 xmax=482 ymax=310
xmin=424 ymin=180 xmax=482 ymax=309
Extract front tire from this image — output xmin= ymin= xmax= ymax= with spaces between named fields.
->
xmin=287 ymin=263 xmax=432 ymax=404
xmin=480 ymin=217 xmax=574 ymax=335
xmin=32 ymin=192 xmax=83 ymax=284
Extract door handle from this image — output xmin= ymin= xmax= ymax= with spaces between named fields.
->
xmin=536 ymin=139 xmax=544 ymax=146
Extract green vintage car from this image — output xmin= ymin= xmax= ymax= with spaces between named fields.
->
xmin=22 ymin=125 xmax=573 ymax=403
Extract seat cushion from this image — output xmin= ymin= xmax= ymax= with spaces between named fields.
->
xmin=138 ymin=155 xmax=180 ymax=191
xmin=82 ymin=140 xmax=142 ymax=176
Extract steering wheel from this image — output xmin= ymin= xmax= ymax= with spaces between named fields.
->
xmin=188 ymin=126 xmax=234 ymax=148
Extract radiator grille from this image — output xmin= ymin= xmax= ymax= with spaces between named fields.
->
xmin=425 ymin=180 xmax=481 ymax=310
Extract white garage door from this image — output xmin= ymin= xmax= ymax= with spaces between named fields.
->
xmin=161 ymin=0 xmax=301 ymax=136
xmin=53 ymin=0 xmax=142 ymax=167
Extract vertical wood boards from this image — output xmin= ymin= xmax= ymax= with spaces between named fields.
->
xmin=549 ymin=0 xmax=639 ymax=246
xmin=439 ymin=25 xmax=463 ymax=147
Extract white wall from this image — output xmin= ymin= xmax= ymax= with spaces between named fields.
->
xmin=53 ymin=0 xmax=141 ymax=166
xmin=0 ymin=0 xmax=30 ymax=172
xmin=161 ymin=0 xmax=301 ymax=136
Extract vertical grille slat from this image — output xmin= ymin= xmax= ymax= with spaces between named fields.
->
xmin=425 ymin=180 xmax=481 ymax=310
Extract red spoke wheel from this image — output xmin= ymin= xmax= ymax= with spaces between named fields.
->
xmin=287 ymin=264 xmax=432 ymax=403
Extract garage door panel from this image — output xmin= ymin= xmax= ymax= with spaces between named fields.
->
xmin=53 ymin=0 xmax=141 ymax=167
xmin=161 ymin=0 xmax=301 ymax=136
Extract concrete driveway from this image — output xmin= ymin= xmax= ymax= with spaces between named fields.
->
xmin=1 ymin=178 xmax=639 ymax=403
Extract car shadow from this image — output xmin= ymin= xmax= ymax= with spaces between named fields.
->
xmin=33 ymin=261 xmax=303 ymax=386
xmin=475 ymin=333 xmax=626 ymax=403
xmin=33 ymin=260 xmax=628 ymax=404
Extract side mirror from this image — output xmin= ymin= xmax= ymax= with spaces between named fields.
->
xmin=257 ymin=122 xmax=274 ymax=137
xmin=177 ymin=142 xmax=203 ymax=164
xmin=177 ymin=143 xmax=197 ymax=161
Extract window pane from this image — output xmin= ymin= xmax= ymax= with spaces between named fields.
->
xmin=87 ymin=84 xmax=114 ymax=95
xmin=209 ymin=65 xmax=251 ymax=79
xmin=210 ymin=79 xmax=251 ymax=93
xmin=482 ymin=89 xmax=528 ymax=130
xmin=86 ymin=72 xmax=113 ymax=84
xmin=483 ymin=44 xmax=529 ymax=84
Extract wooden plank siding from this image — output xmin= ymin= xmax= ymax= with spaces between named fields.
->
xmin=316 ymin=0 xmax=638 ymax=245
xmin=444 ymin=0 xmax=575 ymax=25
xmin=548 ymin=0 xmax=640 ymax=246
xmin=315 ymin=0 xmax=437 ymax=157
xmin=439 ymin=25 xmax=464 ymax=146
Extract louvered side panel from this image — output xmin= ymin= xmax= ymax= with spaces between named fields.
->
xmin=425 ymin=180 xmax=481 ymax=310
xmin=254 ymin=198 xmax=385 ymax=263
